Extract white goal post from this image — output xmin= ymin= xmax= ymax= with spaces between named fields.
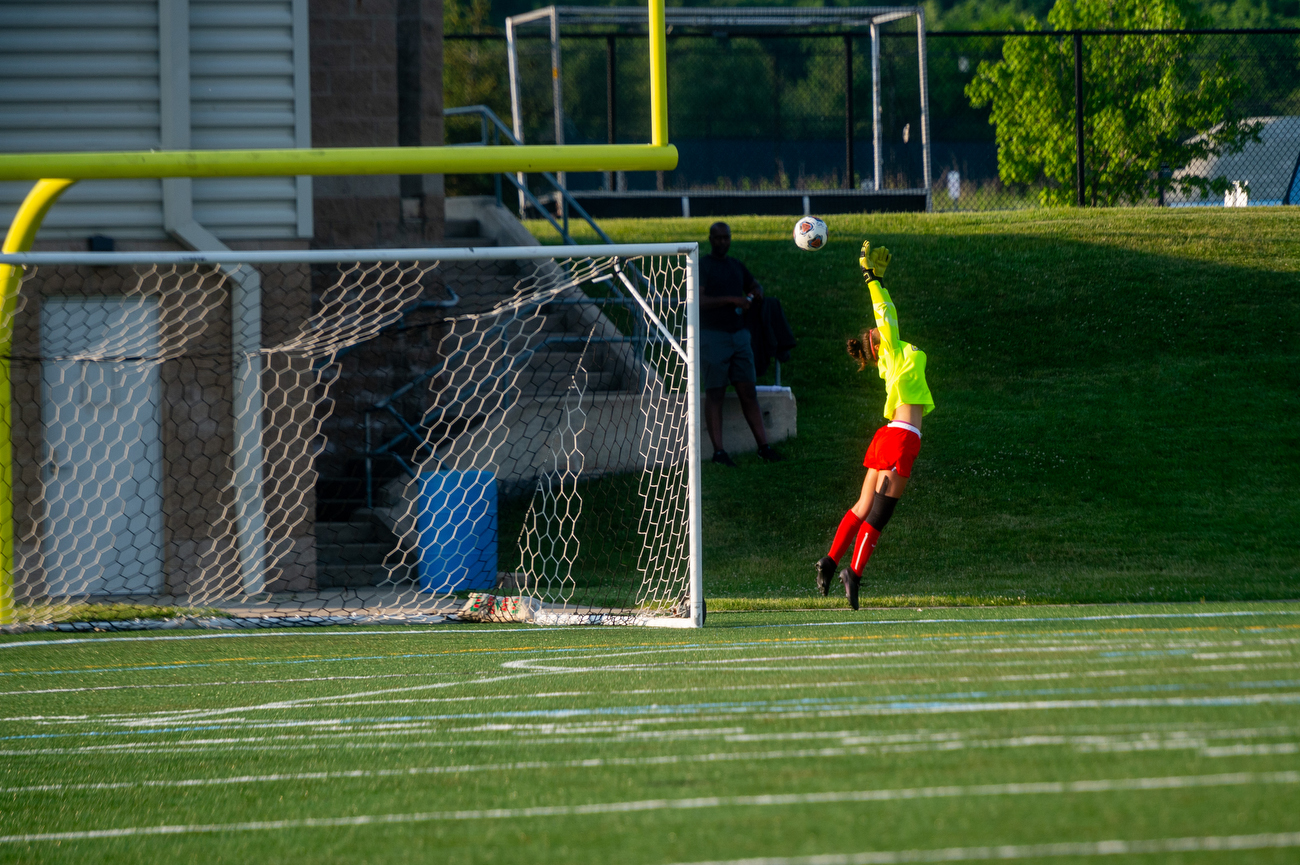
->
xmin=0 ymin=243 xmax=704 ymax=628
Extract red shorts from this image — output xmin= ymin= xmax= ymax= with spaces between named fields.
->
xmin=863 ymin=423 xmax=922 ymax=477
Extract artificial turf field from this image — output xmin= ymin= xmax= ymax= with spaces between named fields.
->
xmin=4 ymin=604 xmax=1300 ymax=863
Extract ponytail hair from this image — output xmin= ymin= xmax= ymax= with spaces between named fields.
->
xmin=846 ymin=328 xmax=881 ymax=371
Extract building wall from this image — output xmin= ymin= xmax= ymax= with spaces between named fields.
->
xmin=0 ymin=0 xmax=313 ymax=241
xmin=310 ymin=0 xmax=445 ymax=248
xmin=11 ymin=242 xmax=317 ymax=600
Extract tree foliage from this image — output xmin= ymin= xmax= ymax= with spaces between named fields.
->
xmin=445 ymin=0 xmax=509 ymax=116
xmin=966 ymin=0 xmax=1262 ymax=205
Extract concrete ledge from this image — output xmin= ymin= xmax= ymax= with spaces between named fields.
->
xmin=705 ymin=385 xmax=797 ymax=455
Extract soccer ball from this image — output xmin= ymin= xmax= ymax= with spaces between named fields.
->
xmin=793 ymin=216 xmax=828 ymax=251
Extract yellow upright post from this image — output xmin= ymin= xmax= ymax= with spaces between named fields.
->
xmin=648 ymin=0 xmax=669 ymax=147
xmin=0 ymin=178 xmax=75 ymax=623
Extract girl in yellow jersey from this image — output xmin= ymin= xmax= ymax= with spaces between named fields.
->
xmin=815 ymin=241 xmax=934 ymax=609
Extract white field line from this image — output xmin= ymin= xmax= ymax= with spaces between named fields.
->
xmin=7 ymin=692 xmax=1300 ymax=757
xmin=5 ymin=635 xmax=1292 ymax=692
xmin=5 ymin=606 xmax=1294 ymax=655
xmin=122 ymin=669 xmax=566 ymax=726
xmin=7 ymin=729 xmax=1298 ymax=795
xmin=325 ymin=661 xmax=1300 ymax=709
xmin=0 ymin=666 xmax=1193 ymax=722
xmin=10 ymin=652 xmax=1298 ymax=709
xmin=5 ymin=718 xmax=1294 ymax=759
xmin=13 ymin=682 xmax=1300 ymax=742
xmin=1202 ymin=743 xmax=1300 ymax=757
xmin=0 ymin=627 xmax=557 ymax=651
xmin=3 ymin=771 xmax=1297 ymax=845
xmin=497 ymin=646 xmax=1295 ymax=675
xmin=39 ymin=639 xmax=1221 ymax=725
xmin=0 ymin=671 xmax=468 ymax=698
xmin=4 ymin=606 xmax=1297 ymax=653
xmin=732 ymin=609 xmax=1300 ymax=631
xmin=663 ymin=831 xmax=1300 ymax=864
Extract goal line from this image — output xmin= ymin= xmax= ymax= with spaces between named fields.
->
xmin=0 ymin=243 xmax=703 ymax=629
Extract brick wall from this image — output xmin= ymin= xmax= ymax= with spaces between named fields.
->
xmin=311 ymin=0 xmax=445 ymax=248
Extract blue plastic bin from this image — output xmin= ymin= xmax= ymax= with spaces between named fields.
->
xmin=414 ymin=470 xmax=498 ymax=593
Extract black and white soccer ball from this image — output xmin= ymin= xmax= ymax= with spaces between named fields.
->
xmin=792 ymin=216 xmax=828 ymax=251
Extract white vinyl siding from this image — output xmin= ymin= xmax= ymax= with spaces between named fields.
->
xmin=0 ymin=0 xmax=310 ymax=241
xmin=190 ymin=0 xmax=305 ymax=238
xmin=0 ymin=1 xmax=164 ymax=237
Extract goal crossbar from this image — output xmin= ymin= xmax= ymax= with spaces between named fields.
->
xmin=0 ymin=244 xmax=697 ymax=267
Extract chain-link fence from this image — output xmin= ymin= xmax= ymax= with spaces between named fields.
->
xmin=446 ymin=27 xmax=1300 ymax=210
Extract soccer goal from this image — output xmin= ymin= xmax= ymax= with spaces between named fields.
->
xmin=0 ymin=243 xmax=703 ymax=628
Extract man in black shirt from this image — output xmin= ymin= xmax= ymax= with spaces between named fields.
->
xmin=699 ymin=222 xmax=782 ymax=466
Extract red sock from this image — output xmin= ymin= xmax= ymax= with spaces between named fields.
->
xmin=850 ymin=521 xmax=882 ymax=575
xmin=827 ymin=510 xmax=863 ymax=563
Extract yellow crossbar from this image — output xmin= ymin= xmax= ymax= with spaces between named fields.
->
xmin=0 ymin=143 xmax=678 ymax=182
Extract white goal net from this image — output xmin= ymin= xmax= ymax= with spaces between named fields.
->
xmin=0 ymin=243 xmax=703 ymax=628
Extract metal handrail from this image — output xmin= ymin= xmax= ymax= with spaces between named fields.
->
xmin=445 ymin=105 xmax=613 ymax=245
xmin=359 ymin=292 xmax=659 ymax=506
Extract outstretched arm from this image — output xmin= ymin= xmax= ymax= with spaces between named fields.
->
xmin=859 ymin=241 xmax=899 ymax=353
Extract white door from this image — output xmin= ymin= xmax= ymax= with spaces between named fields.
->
xmin=41 ymin=298 xmax=164 ymax=596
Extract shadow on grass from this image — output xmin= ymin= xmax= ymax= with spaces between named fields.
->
xmin=684 ymin=213 xmax=1299 ymax=604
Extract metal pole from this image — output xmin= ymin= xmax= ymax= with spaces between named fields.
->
xmin=364 ymin=412 xmax=373 ymax=511
xmin=505 ymin=17 xmax=527 ymax=215
xmin=551 ymin=7 xmax=566 ymax=198
xmin=1074 ymin=31 xmax=1085 ymax=207
xmin=844 ymin=34 xmax=854 ymax=189
xmin=871 ymin=21 xmax=882 ymax=191
xmin=685 ymin=246 xmax=704 ymax=628
xmin=648 ymin=0 xmax=669 ymax=148
xmin=607 ymin=34 xmax=617 ymax=191
xmin=0 ymin=178 xmax=77 ymax=623
xmin=916 ymin=9 xmax=933 ymax=210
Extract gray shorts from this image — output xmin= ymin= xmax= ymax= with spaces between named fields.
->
xmin=699 ymin=328 xmax=756 ymax=390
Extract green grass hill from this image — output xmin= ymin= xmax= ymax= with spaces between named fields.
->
xmin=530 ymin=208 xmax=1299 ymax=607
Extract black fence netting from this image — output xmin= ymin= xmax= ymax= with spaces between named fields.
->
xmin=446 ymin=27 xmax=1300 ymax=210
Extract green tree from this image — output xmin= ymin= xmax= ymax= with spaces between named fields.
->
xmin=445 ymin=0 xmax=508 ymax=117
xmin=966 ymin=0 xmax=1261 ymax=205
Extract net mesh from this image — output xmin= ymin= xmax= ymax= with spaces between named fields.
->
xmin=5 ymin=250 xmax=696 ymax=627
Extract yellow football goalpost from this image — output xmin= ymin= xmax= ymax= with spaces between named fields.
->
xmin=0 ymin=0 xmax=674 ymax=624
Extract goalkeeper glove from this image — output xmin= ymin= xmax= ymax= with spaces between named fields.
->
xmin=858 ymin=241 xmax=891 ymax=281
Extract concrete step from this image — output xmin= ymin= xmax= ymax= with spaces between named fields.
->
xmin=317 ymin=542 xmax=395 ymax=565
xmin=521 ymin=368 xmax=623 ymax=391
xmin=315 ymin=521 xmax=380 ymax=545
xmin=444 ymin=217 xmax=481 ymax=238
xmin=525 ymin=350 xmax=611 ymax=373
xmin=316 ymin=563 xmax=411 ymax=588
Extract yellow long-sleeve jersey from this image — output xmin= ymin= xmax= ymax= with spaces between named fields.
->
xmin=867 ymin=276 xmax=935 ymax=420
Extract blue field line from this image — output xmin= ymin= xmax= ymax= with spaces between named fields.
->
xmin=11 ymin=681 xmax=1300 ymax=740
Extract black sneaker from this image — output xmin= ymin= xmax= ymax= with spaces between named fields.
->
xmin=757 ymin=444 xmax=784 ymax=463
xmin=815 ymin=556 xmax=836 ymax=597
xmin=840 ymin=568 xmax=861 ymax=611
xmin=711 ymin=449 xmax=738 ymax=467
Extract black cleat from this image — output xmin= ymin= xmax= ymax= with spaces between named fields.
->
xmin=840 ymin=568 xmax=861 ymax=611
xmin=815 ymin=556 xmax=836 ymax=597
xmin=711 ymin=449 xmax=738 ymax=468
xmin=757 ymin=444 xmax=784 ymax=463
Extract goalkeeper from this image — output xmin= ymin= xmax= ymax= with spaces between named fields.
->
xmin=815 ymin=241 xmax=934 ymax=610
